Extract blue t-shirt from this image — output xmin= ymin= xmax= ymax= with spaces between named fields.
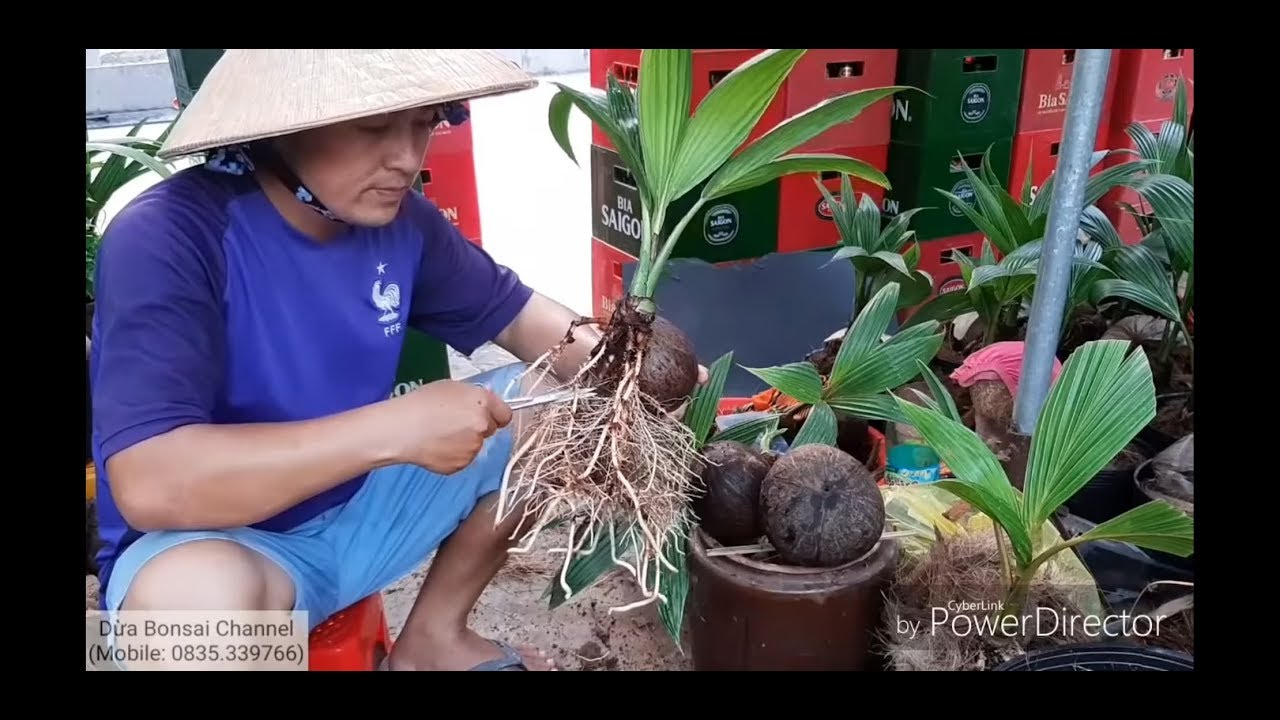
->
xmin=89 ymin=164 xmax=533 ymax=602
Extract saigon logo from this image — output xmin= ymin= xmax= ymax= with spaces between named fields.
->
xmin=939 ymin=277 xmax=966 ymax=295
xmin=815 ymin=196 xmax=836 ymax=221
xmin=704 ymin=204 xmax=740 ymax=246
xmin=961 ymin=83 xmax=992 ymax=124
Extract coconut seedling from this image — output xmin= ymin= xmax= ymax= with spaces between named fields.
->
xmin=818 ymin=173 xmax=934 ymax=325
xmin=541 ymin=349 xmax=785 ymax=645
xmin=895 ymin=338 xmax=1194 ymax=621
xmin=900 ymin=144 xmax=1153 ymax=348
xmin=497 ymin=49 xmax=912 ymax=625
xmin=744 ymin=280 xmax=946 ymax=450
xmin=1087 ymin=79 xmax=1194 ymax=374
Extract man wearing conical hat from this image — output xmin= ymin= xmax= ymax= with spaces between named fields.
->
xmin=87 ymin=50 xmax=680 ymax=671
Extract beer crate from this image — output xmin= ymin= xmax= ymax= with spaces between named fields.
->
xmin=420 ymin=148 xmax=481 ymax=245
xmin=776 ymin=143 xmax=890 ymax=254
xmin=1009 ymin=125 xmax=1111 ymax=203
xmin=891 ymin=49 xmax=1026 ymax=147
xmin=590 ymin=236 xmax=634 ymax=320
xmin=1016 ymin=49 xmax=1121 ymax=134
xmin=881 ymin=135 xmax=1014 ymax=241
xmin=897 ymin=232 xmax=985 ymax=323
xmin=588 ymin=49 xmax=785 ymax=154
xmin=1110 ymin=49 xmax=1195 ymax=127
xmin=590 ymin=143 xmax=781 ymax=263
xmin=785 ymin=49 xmax=899 ymax=152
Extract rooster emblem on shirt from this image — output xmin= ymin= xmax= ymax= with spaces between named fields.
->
xmin=371 ymin=262 xmax=401 ymax=324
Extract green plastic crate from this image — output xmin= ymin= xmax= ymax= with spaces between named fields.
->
xmin=391 ymin=329 xmax=453 ymax=397
xmin=168 ymin=49 xmax=225 ymax=108
xmin=880 ymin=135 xmax=1014 ymax=241
xmin=590 ymin=144 xmax=781 ymax=264
xmin=891 ymin=49 xmax=1026 ymax=147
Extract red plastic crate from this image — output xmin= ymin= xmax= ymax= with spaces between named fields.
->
xmin=590 ymin=237 xmax=633 ymax=320
xmin=897 ymin=233 xmax=985 ymax=325
xmin=1109 ymin=49 xmax=1194 ymax=127
xmin=1098 ymin=117 xmax=1164 ymax=245
xmin=786 ymin=49 xmax=899 ymax=152
xmin=427 ymin=100 xmax=473 ymax=156
xmin=420 ymin=148 xmax=481 ymax=245
xmin=1017 ymin=50 xmax=1122 ymax=135
xmin=589 ymin=49 xmax=784 ymax=153
xmin=1008 ymin=125 xmax=1110 ymax=203
xmin=776 ymin=143 xmax=889 ymax=254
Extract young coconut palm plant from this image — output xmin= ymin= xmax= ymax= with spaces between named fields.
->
xmin=540 ymin=349 xmax=784 ymax=645
xmin=744 ymin=280 xmax=945 ymax=447
xmin=819 ymin=174 xmax=934 ymax=325
xmin=1086 ymin=77 xmax=1194 ymax=371
xmin=496 ymin=49 xmax=914 ymax=634
xmin=900 ymin=144 xmax=1154 ymax=345
xmin=895 ymin=338 xmax=1194 ymax=620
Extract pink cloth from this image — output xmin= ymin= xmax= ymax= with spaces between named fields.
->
xmin=949 ymin=341 xmax=1062 ymax=398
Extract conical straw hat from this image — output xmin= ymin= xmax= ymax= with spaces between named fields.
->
xmin=158 ymin=49 xmax=538 ymax=160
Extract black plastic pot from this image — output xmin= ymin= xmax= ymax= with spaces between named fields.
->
xmin=993 ymin=643 xmax=1193 ymax=671
xmin=1063 ymin=438 xmax=1154 ymax=524
xmin=1133 ymin=459 xmax=1194 ymax=574
xmin=1137 ymin=424 xmax=1177 ymax=455
xmin=1058 ymin=511 xmax=1193 ymax=611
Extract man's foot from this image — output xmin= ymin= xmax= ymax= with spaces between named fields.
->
xmin=384 ymin=627 xmax=558 ymax=671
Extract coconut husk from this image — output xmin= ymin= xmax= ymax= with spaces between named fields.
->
xmin=879 ymin=532 xmax=1092 ymax=671
xmin=878 ymin=484 xmax=1105 ymax=671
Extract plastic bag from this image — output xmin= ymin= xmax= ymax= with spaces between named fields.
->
xmin=881 ymin=483 xmax=1105 ymax=618
xmin=1142 ymin=433 xmax=1193 ymax=516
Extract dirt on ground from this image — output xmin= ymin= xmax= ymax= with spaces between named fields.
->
xmin=383 ymin=524 xmax=691 ymax=671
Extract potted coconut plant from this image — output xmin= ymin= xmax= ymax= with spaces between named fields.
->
xmin=1085 ymin=77 xmax=1193 ymax=454
xmin=495 ymin=49 xmax=917 ymax=646
xmin=728 ymin=172 xmax=939 ymax=464
xmin=671 ymin=280 xmax=942 ymax=670
xmin=880 ymin=338 xmax=1194 ymax=671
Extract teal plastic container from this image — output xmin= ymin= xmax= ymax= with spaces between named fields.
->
xmin=886 ymin=444 xmax=942 ymax=485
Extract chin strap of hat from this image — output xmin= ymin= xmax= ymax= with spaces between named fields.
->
xmin=202 ymin=101 xmax=470 ymax=222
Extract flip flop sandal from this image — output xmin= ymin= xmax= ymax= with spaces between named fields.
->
xmin=374 ymin=639 xmax=535 ymax=671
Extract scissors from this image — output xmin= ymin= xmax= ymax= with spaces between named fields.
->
xmin=504 ymin=387 xmax=596 ymax=411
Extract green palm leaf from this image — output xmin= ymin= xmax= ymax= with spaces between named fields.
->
xmin=896 ymin=399 xmax=1032 ymax=565
xmin=1070 ymin=501 xmax=1194 ymax=556
xmin=1020 ymin=340 xmax=1156 ymax=530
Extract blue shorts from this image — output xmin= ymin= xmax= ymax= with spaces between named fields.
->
xmin=100 ymin=362 xmax=527 ymax=632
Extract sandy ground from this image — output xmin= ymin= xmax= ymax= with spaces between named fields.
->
xmin=85 ymin=342 xmax=691 ymax=671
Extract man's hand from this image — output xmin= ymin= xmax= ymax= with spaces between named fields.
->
xmin=383 ymin=379 xmax=512 ymax=474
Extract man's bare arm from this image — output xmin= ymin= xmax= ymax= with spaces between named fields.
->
xmin=107 ymin=401 xmax=402 ymax=532
xmin=493 ymin=292 xmax=606 ymax=383
xmin=493 ymin=292 xmax=707 ymax=395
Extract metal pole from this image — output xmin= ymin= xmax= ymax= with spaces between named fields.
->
xmin=1013 ymin=49 xmax=1112 ymax=435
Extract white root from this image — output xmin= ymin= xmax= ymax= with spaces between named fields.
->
xmin=494 ymin=316 xmax=704 ymax=616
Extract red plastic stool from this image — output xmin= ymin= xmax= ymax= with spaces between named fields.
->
xmin=308 ymin=594 xmax=393 ymax=671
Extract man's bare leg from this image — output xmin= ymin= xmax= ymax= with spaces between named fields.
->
xmin=385 ymin=370 xmax=560 ymax=671
xmin=115 ymin=539 xmax=297 ymax=670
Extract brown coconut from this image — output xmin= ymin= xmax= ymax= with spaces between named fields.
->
xmin=637 ymin=316 xmax=700 ymax=410
xmin=760 ymin=444 xmax=885 ymax=567
xmin=692 ymin=440 xmax=772 ymax=546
